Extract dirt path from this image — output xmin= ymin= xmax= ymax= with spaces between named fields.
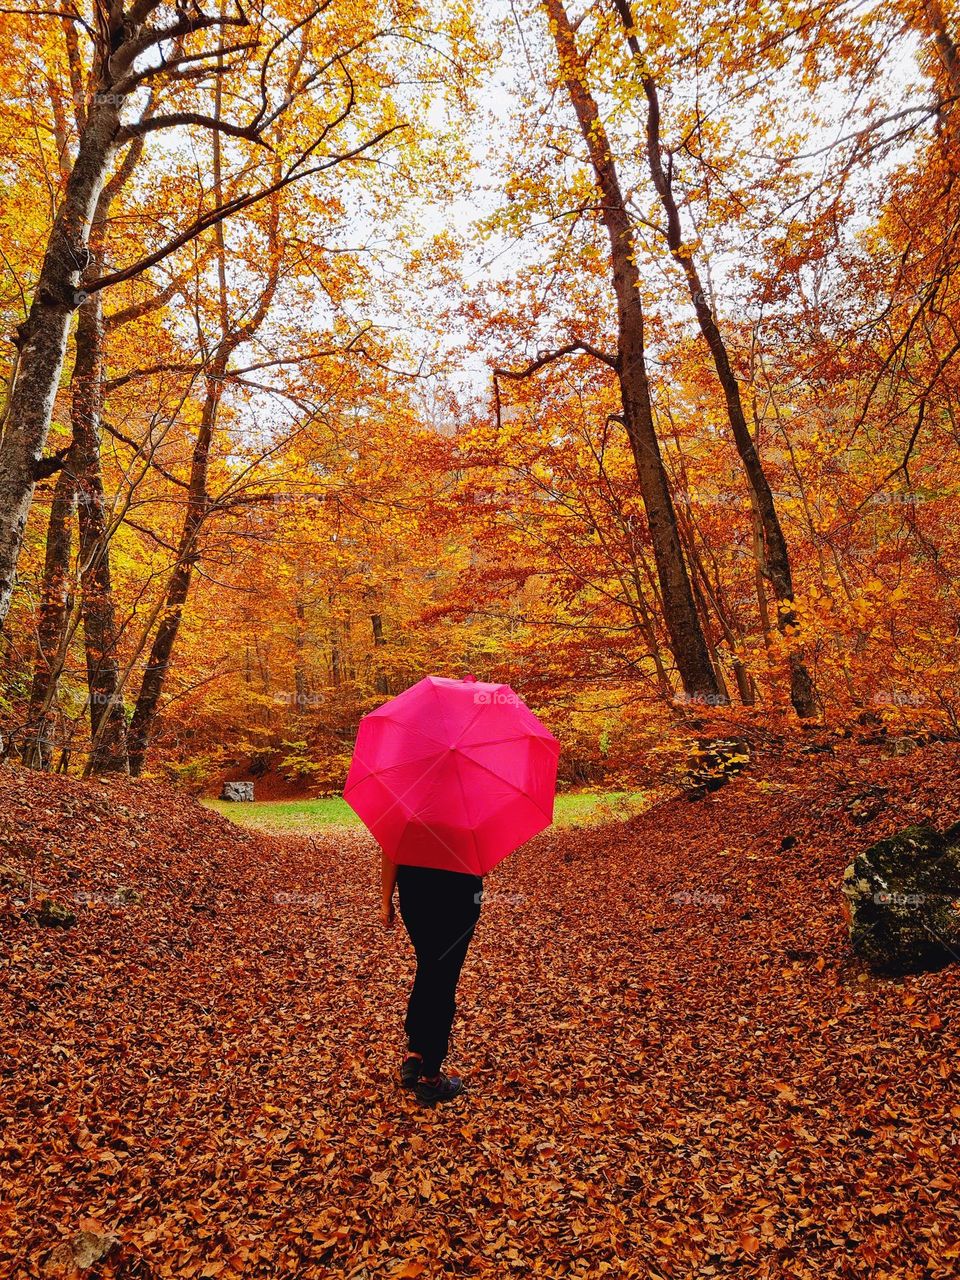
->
xmin=2 ymin=737 xmax=960 ymax=1278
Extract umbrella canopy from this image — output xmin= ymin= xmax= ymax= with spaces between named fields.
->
xmin=344 ymin=674 xmax=560 ymax=876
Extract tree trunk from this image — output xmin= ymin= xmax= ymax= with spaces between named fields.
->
xmin=924 ymin=1 xmax=960 ymax=101
xmin=127 ymin=351 xmax=227 ymax=777
xmin=21 ymin=465 xmax=78 ymax=767
xmin=126 ymin=83 xmax=284 ymax=775
xmin=294 ymin=594 xmax=310 ymax=710
xmin=73 ymin=285 xmax=129 ymax=773
xmin=0 ymin=97 xmax=122 ymax=625
xmin=331 ymin=605 xmax=345 ymax=688
xmin=370 ymin=612 xmax=390 ymax=694
xmin=21 ymin=43 xmax=137 ymax=773
xmin=543 ymin=0 xmax=724 ymax=704
xmin=611 ymin=0 xmax=818 ymax=718
xmin=677 ymin=510 xmax=756 ymax=706
xmin=71 ymin=83 xmax=160 ymax=776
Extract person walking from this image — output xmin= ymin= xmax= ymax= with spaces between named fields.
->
xmin=381 ymin=848 xmax=482 ymax=1104
xmin=345 ymin=673 xmax=559 ymax=1104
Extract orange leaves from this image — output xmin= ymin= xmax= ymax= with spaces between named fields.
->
xmin=5 ymin=733 xmax=960 ymax=1277
xmin=391 ymin=1260 xmax=428 ymax=1277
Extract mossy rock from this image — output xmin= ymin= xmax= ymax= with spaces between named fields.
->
xmin=682 ymin=738 xmax=751 ymax=799
xmin=33 ymin=897 xmax=77 ymax=929
xmin=841 ymin=823 xmax=960 ymax=974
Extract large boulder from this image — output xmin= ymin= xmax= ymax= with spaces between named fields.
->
xmin=220 ymin=781 xmax=254 ymax=802
xmin=842 ymin=823 xmax=960 ymax=974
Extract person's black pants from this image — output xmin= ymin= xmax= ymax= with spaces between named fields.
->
xmin=396 ymin=864 xmax=483 ymax=1077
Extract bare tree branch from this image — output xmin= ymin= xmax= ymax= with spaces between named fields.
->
xmin=85 ymin=125 xmax=406 ymax=296
xmin=493 ymin=340 xmax=618 ymax=380
xmin=115 ymin=112 xmax=274 ymax=147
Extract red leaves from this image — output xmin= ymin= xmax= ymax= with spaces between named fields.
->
xmin=3 ymin=737 xmax=960 ymax=1276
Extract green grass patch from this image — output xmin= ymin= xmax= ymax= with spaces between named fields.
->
xmin=553 ymin=790 xmax=650 ymax=826
xmin=203 ymin=789 xmax=650 ymax=835
xmin=203 ymin=795 xmax=359 ymax=833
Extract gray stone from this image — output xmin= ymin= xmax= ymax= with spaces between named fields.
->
xmin=220 ymin=781 xmax=254 ymax=802
xmin=800 ymin=740 xmax=835 ymax=756
xmin=841 ymin=822 xmax=960 ymax=974
xmin=844 ymin=784 xmax=888 ymax=825
xmin=0 ymin=863 xmax=31 ymax=894
xmin=45 ymin=1229 xmax=117 ymax=1273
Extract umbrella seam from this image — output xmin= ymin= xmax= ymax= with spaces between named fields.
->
xmin=452 ymin=750 xmax=555 ymax=822
xmin=449 ymin=695 xmax=498 ymax=751
xmin=454 ymin=731 xmax=560 ymax=750
xmin=347 ymin=750 xmax=450 ymax=824
xmin=428 ymin=677 xmax=456 ymax=745
xmin=366 ymin=710 xmax=449 ymax=750
xmin=450 ymin=750 xmax=483 ymax=875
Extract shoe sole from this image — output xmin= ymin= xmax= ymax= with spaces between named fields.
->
xmin=414 ymin=1087 xmax=464 ymax=1106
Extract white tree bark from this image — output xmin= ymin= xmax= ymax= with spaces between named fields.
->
xmin=0 ymin=100 xmax=120 ymax=623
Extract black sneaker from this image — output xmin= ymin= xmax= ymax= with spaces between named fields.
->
xmin=400 ymin=1056 xmax=423 ymax=1090
xmin=414 ymin=1072 xmax=464 ymax=1105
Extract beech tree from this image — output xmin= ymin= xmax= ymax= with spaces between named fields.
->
xmin=609 ymin=0 xmax=818 ymax=717
xmin=533 ymin=0 xmax=726 ymax=705
xmin=2 ymin=0 xmax=958 ymax=781
xmin=0 ymin=0 xmax=402 ymax=629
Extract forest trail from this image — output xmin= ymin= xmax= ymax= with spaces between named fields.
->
xmin=3 ymin=733 xmax=960 ymax=1279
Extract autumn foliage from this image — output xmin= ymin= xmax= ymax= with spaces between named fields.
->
xmin=2 ymin=5 xmax=960 ymax=1274
xmin=0 ymin=1 xmax=958 ymax=784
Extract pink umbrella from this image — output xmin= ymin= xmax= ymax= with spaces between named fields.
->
xmin=344 ymin=674 xmax=560 ymax=875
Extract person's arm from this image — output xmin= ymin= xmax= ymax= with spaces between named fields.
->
xmin=380 ymin=847 xmax=397 ymax=929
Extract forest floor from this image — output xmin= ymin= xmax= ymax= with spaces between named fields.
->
xmin=2 ymin=725 xmax=960 ymax=1279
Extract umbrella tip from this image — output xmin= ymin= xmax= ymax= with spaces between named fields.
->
xmin=462 ymin=672 xmax=478 ymax=682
